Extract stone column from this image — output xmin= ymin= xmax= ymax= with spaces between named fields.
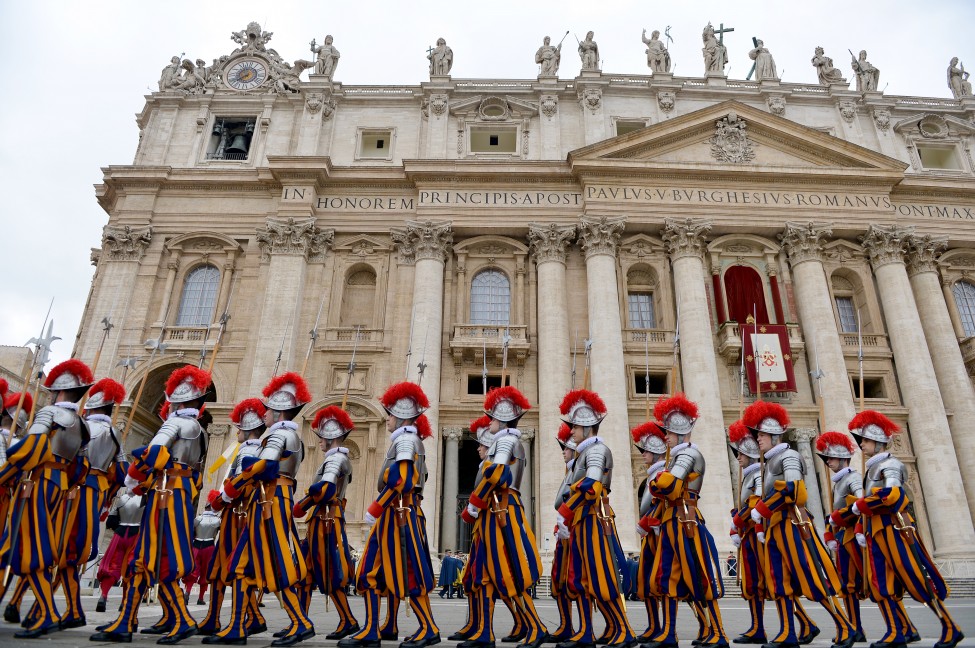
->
xmin=455 ymin=252 xmax=467 ymax=323
xmin=861 ymin=224 xmax=975 ymax=560
xmin=941 ymin=276 xmax=967 ymax=339
xmin=661 ymin=218 xmax=735 ymax=549
xmin=213 ymin=256 xmax=237 ymax=323
xmin=391 ymin=220 xmax=453 ymax=551
xmin=906 ymin=234 xmax=975 ymax=529
xmin=779 ymin=223 xmax=857 ymax=435
xmin=521 ymin=428 xmax=535 ymax=532
xmin=514 ymin=255 xmax=527 ymax=326
xmin=527 ymin=223 xmax=576 ymax=553
xmin=440 ymin=427 xmax=463 ymax=550
xmin=791 ymin=428 xmax=826 ymax=534
xmin=247 ymin=218 xmax=334 ymax=394
xmin=157 ymin=250 xmax=180 ymax=324
xmin=578 ymin=216 xmax=637 ymax=551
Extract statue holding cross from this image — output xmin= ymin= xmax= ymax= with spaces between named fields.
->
xmin=427 ymin=37 xmax=453 ymax=77
xmin=702 ymin=22 xmax=731 ymax=75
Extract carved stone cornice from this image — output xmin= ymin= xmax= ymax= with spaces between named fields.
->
xmin=779 ymin=221 xmax=833 ymax=266
xmin=527 ymin=222 xmax=576 ymax=265
xmin=390 ymin=220 xmax=453 ymax=265
xmin=860 ymin=224 xmax=912 ymax=270
xmin=662 ymin=218 xmax=711 ymax=261
xmin=905 ymin=233 xmax=949 ymax=277
xmin=577 ymin=216 xmax=626 ymax=259
xmin=101 ymin=225 xmax=152 ymax=262
xmin=256 ymin=217 xmax=334 ymax=262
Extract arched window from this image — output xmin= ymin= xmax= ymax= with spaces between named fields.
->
xmin=626 ymin=266 xmax=657 ymax=329
xmin=724 ymin=265 xmax=769 ymax=325
xmin=953 ymin=280 xmax=975 ymax=337
xmin=831 ymin=274 xmax=859 ymax=333
xmin=340 ymin=267 xmax=378 ymax=327
xmin=470 ymin=269 xmax=510 ymax=325
xmin=175 ymin=264 xmax=220 ymax=326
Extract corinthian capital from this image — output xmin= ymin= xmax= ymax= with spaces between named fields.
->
xmin=101 ymin=224 xmax=152 ymax=261
xmin=256 ymin=217 xmax=334 ymax=262
xmin=577 ymin=216 xmax=626 ymax=259
xmin=661 ymin=218 xmax=711 ymax=260
xmin=905 ymin=233 xmax=949 ymax=277
xmin=860 ymin=224 xmax=912 ymax=269
xmin=527 ymin=222 xmax=576 ymax=265
xmin=390 ymin=220 xmax=453 ymax=265
xmin=779 ymin=222 xmax=832 ymax=266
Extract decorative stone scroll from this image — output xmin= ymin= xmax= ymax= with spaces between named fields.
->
xmin=577 ymin=216 xmax=625 ymax=259
xmin=779 ymin=221 xmax=832 ymax=265
xmin=709 ymin=112 xmax=756 ymax=163
xmin=580 ymin=88 xmax=602 ymax=114
xmin=527 ymin=222 xmax=576 ymax=264
xmin=256 ymin=217 xmax=334 ymax=261
xmin=662 ymin=218 xmax=711 ymax=260
xmin=102 ymin=225 xmax=152 ymax=261
xmin=905 ymin=233 xmax=949 ymax=277
xmin=390 ymin=220 xmax=453 ymax=265
xmin=860 ymin=224 xmax=912 ymax=269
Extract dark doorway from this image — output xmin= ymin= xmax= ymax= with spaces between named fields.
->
xmin=455 ymin=436 xmax=482 ymax=552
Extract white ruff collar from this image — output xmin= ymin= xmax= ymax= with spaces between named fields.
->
xmin=764 ymin=442 xmax=789 ymax=460
xmin=671 ymin=441 xmax=698 ymax=453
xmin=242 ymin=438 xmax=262 ymax=446
xmin=832 ymin=466 xmax=853 ymax=482
xmin=647 ymin=460 xmax=666 ymax=475
xmin=202 ymin=510 xmax=220 ymax=518
xmin=174 ymin=407 xmax=199 ymax=418
xmin=743 ymin=462 xmax=761 ymax=476
xmin=55 ymin=402 xmax=79 ymax=411
xmin=866 ymin=452 xmax=891 ymax=468
xmin=576 ymin=436 xmax=603 ymax=453
xmin=325 ymin=446 xmax=349 ymax=457
xmin=390 ymin=425 xmax=416 ymax=442
xmin=495 ymin=427 xmax=522 ymax=439
xmin=566 ymin=458 xmax=575 ymax=470
xmin=86 ymin=413 xmax=112 ymax=423
xmin=268 ymin=420 xmax=298 ymax=433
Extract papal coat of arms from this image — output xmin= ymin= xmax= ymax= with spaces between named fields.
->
xmin=709 ymin=111 xmax=756 ymax=163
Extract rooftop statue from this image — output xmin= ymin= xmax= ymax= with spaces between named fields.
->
xmin=749 ymin=39 xmax=777 ymax=80
xmin=642 ymin=29 xmax=671 ymax=74
xmin=811 ymin=46 xmax=846 ymax=85
xmin=310 ymin=35 xmax=340 ymax=78
xmin=578 ymin=31 xmax=599 ymax=71
xmin=948 ymin=57 xmax=972 ymax=98
xmin=702 ymin=23 xmax=728 ymax=75
xmin=428 ymin=38 xmax=453 ymax=76
xmin=851 ymin=49 xmax=880 ymax=92
xmin=231 ymin=21 xmax=273 ymax=54
xmin=535 ymin=35 xmax=563 ymax=77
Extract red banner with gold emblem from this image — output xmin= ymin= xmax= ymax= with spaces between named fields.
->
xmin=743 ymin=323 xmax=797 ymax=393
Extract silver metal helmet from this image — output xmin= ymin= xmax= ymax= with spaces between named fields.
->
xmin=631 ymin=422 xmax=667 ymax=454
xmin=654 ymin=394 xmax=698 ymax=436
xmin=477 ymin=427 xmax=494 ymax=447
xmin=559 ymin=390 xmax=607 ymax=427
xmin=262 ymin=372 xmax=311 ymax=413
xmin=44 ymin=360 xmax=94 ymax=393
xmin=849 ymin=410 xmax=899 ymax=445
xmin=83 ymin=378 xmax=126 ymax=411
xmin=470 ymin=415 xmax=494 ymax=447
xmin=231 ymin=398 xmax=266 ymax=432
xmin=743 ymin=401 xmax=790 ymax=438
xmin=165 ymin=366 xmax=211 ymax=404
xmin=313 ymin=406 xmax=354 ymax=440
xmin=483 ymin=386 xmax=530 ymax=423
xmin=730 ymin=435 xmax=761 ymax=459
xmin=817 ymin=442 xmax=855 ymax=460
xmin=380 ymin=382 xmax=429 ymax=420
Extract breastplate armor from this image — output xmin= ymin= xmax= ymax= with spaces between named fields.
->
xmin=569 ymin=441 xmax=614 ymax=492
xmin=554 ymin=464 xmax=573 ymax=510
xmin=668 ymin=445 xmax=706 ymax=493
xmin=195 ymin=512 xmax=222 ymax=541
xmin=151 ymin=415 xmax=206 ymax=467
xmin=864 ymin=454 xmax=907 ymax=492
xmin=832 ymin=469 xmax=864 ymax=510
xmin=85 ymin=416 xmax=121 ymax=472
xmin=319 ymin=452 xmax=353 ymax=501
xmin=260 ymin=424 xmax=304 ymax=479
xmin=378 ymin=432 xmax=424 ymax=493
xmin=117 ymin=493 xmax=144 ymax=526
xmin=0 ymin=432 xmax=8 ymax=467
xmin=739 ymin=466 xmax=762 ymax=508
xmin=487 ymin=433 xmax=526 ymax=493
xmin=30 ymin=405 xmax=88 ymax=461
xmin=762 ymin=448 xmax=805 ymax=497
xmin=227 ymin=440 xmax=264 ymax=480
xmin=639 ymin=478 xmax=655 ymax=516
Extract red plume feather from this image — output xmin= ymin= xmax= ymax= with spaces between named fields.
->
xmin=653 ymin=393 xmax=699 ymax=423
xmin=261 ymin=372 xmax=311 ymax=404
xmin=848 ymin=410 xmax=899 ymax=438
xmin=380 ymin=382 xmax=430 ymax=410
xmin=559 ymin=389 xmax=607 ymax=416
xmin=44 ymin=359 xmax=93 ymax=389
xmin=3 ymin=392 xmax=32 ymax=414
xmin=415 ymin=414 xmax=432 ymax=439
xmin=816 ymin=431 xmax=856 ymax=453
xmin=158 ymin=400 xmax=170 ymax=420
xmin=88 ymin=378 xmax=126 ymax=405
xmin=0 ymin=378 xmax=8 ymax=397
xmin=230 ymin=398 xmax=266 ymax=425
xmin=484 ymin=386 xmax=531 ymax=413
xmin=631 ymin=421 xmax=664 ymax=443
xmin=728 ymin=420 xmax=751 ymax=443
xmin=312 ymin=405 xmax=354 ymax=433
xmin=165 ymin=365 xmax=211 ymax=397
xmin=557 ymin=422 xmax=572 ymax=444
xmin=470 ymin=415 xmax=492 ymax=435
xmin=742 ymin=400 xmax=790 ymax=430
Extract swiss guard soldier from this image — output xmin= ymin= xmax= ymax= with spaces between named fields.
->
xmin=745 ymin=401 xmax=854 ymax=648
xmin=0 ymin=388 xmax=30 ymax=534
xmin=555 ymin=389 xmax=635 ymax=648
xmin=549 ymin=423 xmax=579 ymax=644
xmin=96 ymin=488 xmax=144 ymax=612
xmin=185 ymin=501 xmax=221 ymax=604
xmin=848 ymin=411 xmax=964 ymax=648
xmin=0 ymin=359 xmax=92 ymax=639
xmin=207 ymin=373 xmax=316 ymax=647
xmin=92 ymin=364 xmax=210 ymax=644
xmin=460 ymin=386 xmax=548 ymax=648
xmin=340 ymin=381 xmax=439 ymax=648
xmin=293 ymin=405 xmax=359 ymax=640
xmin=199 ymin=397 xmax=267 ymax=637
xmin=815 ymin=431 xmax=867 ymax=644
xmin=647 ymin=394 xmax=728 ymax=648
xmin=632 ymin=421 xmax=667 ymax=643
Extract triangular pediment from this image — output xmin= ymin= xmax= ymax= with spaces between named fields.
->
xmin=333 ymin=234 xmax=390 ymax=254
xmin=568 ymin=100 xmax=907 ymax=176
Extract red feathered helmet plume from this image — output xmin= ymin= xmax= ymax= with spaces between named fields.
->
xmin=380 ymin=381 xmax=429 ymax=420
xmin=556 ymin=422 xmax=574 ymax=449
xmin=654 ymin=393 xmax=699 ymax=435
xmin=158 ymin=400 xmax=171 ymax=422
xmin=728 ymin=420 xmax=760 ymax=459
xmin=84 ymin=378 xmax=126 ymax=411
xmin=45 ymin=359 xmax=94 ymax=393
xmin=231 ymin=398 xmax=267 ymax=432
xmin=484 ymin=386 xmax=531 ymax=423
xmin=3 ymin=392 xmax=33 ymax=429
xmin=631 ymin=421 xmax=667 ymax=454
xmin=0 ymin=378 xmax=7 ymax=399
xmin=559 ymin=389 xmax=607 ymax=427
xmin=815 ymin=431 xmax=856 ymax=460
xmin=849 ymin=410 xmax=899 ymax=444
xmin=312 ymin=405 xmax=354 ymax=440
xmin=471 ymin=415 xmax=494 ymax=446
xmin=262 ymin=372 xmax=312 ymax=413
xmin=165 ymin=365 xmax=211 ymax=404
xmin=742 ymin=400 xmax=790 ymax=436
xmin=415 ymin=414 xmax=433 ymax=440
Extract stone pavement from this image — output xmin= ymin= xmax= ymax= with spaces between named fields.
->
xmin=1 ymin=592 xmax=972 ymax=647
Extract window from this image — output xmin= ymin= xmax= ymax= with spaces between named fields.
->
xmin=953 ymin=280 xmax=975 ymax=336
xmin=634 ymin=372 xmax=668 ymax=396
xmin=176 ymin=265 xmax=220 ymax=326
xmin=357 ymin=129 xmax=394 ymax=160
xmin=917 ymin=145 xmax=962 ymax=170
xmin=470 ymin=127 xmax=517 ymax=153
xmin=207 ymin=118 xmax=256 ymax=160
xmin=851 ymin=377 xmax=886 ymax=399
xmin=834 ymin=296 xmax=858 ymax=333
xmin=340 ymin=267 xmax=377 ymax=327
xmin=470 ymin=269 xmax=510 ymax=325
xmin=467 ymin=374 xmax=510 ymax=395
xmin=615 ymin=120 xmax=648 ymax=136
xmin=627 ymin=293 xmax=656 ymax=328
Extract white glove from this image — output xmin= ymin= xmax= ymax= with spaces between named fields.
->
xmin=756 ymin=531 xmax=766 ymax=544
xmin=731 ymin=534 xmax=742 ymax=548
xmin=851 ymin=503 xmax=861 ymax=516
xmin=856 ymin=532 xmax=867 ymax=547
xmin=466 ymin=503 xmax=480 ymax=519
xmin=750 ymin=508 xmax=763 ymax=524
xmin=556 ymin=521 xmax=570 ymax=540
xmin=221 ymin=489 xmax=233 ymax=504
xmin=364 ymin=511 xmax=377 ymax=526
xmin=637 ymin=524 xmax=648 ymax=537
xmin=827 ymin=539 xmax=839 ymax=552
xmin=123 ymin=474 xmax=140 ymax=490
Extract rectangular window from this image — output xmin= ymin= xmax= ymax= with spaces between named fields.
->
xmin=834 ymin=296 xmax=857 ymax=333
xmin=917 ymin=145 xmax=962 ymax=170
xmin=634 ymin=373 xmax=669 ymax=396
xmin=358 ymin=129 xmax=394 ymax=160
xmin=628 ymin=293 xmax=656 ymax=329
xmin=467 ymin=374 xmax=510 ymax=395
xmin=851 ymin=377 xmax=886 ymax=399
xmin=615 ymin=120 xmax=648 ymax=136
xmin=470 ymin=127 xmax=517 ymax=153
xmin=206 ymin=118 xmax=257 ymax=161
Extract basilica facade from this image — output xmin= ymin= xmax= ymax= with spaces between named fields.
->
xmin=77 ymin=22 xmax=975 ymax=572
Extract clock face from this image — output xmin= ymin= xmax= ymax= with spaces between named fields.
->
xmin=226 ymin=59 xmax=268 ymax=91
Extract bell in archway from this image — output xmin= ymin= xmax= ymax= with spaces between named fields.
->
xmin=226 ymin=134 xmax=248 ymax=156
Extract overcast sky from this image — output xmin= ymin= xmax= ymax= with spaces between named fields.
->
xmin=1 ymin=0 xmax=972 ymax=368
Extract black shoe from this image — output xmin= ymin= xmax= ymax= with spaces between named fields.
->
xmin=692 ymin=642 xmax=704 ymax=647
xmin=548 ymin=634 xmax=575 ymax=644
xmin=868 ymin=643 xmax=906 ymax=648
xmin=505 ymin=635 xmax=528 ymax=644
xmin=831 ymin=638 xmax=856 ymax=648
xmin=598 ymin=640 xmax=611 ymax=647
xmin=934 ymin=637 xmax=964 ymax=648
xmin=158 ymin=626 xmax=199 ymax=645
xmin=61 ymin=616 xmax=87 ymax=629
xmin=339 ymin=639 xmax=381 ymax=648
xmin=906 ymin=635 xmax=920 ymax=645
xmin=761 ymin=643 xmax=799 ymax=648
xmin=90 ymin=630 xmax=134 ymax=642
xmin=142 ymin=625 xmax=173 ymax=635
xmin=95 ymin=599 xmax=107 ymax=613
xmin=449 ymin=633 xmax=472 ymax=642
xmin=559 ymin=643 xmax=597 ymax=648
xmin=402 ymin=635 xmax=441 ymax=648
xmin=852 ymin=632 xmax=867 ymax=644
xmin=15 ymin=623 xmax=59 ymax=639
xmin=274 ymin=628 xmax=292 ymax=639
xmin=3 ymin=604 xmax=19 ymax=624
xmin=245 ymin=623 xmax=267 ymax=636
xmin=197 ymin=598 xmax=206 ymax=606
xmin=272 ymin=628 xmax=316 ymax=647
xmin=458 ymin=642 xmax=495 ymax=648
xmin=734 ymin=636 xmax=767 ymax=645
xmin=705 ymin=642 xmax=729 ymax=648
xmin=202 ymin=636 xmax=248 ymax=646
xmin=641 ymin=643 xmax=679 ymax=648
xmin=520 ymin=634 xmax=551 ymax=648
xmin=798 ymin=628 xmax=820 ymax=646
xmin=328 ymin=625 xmax=362 ymax=640
xmin=381 ymin=633 xmax=400 ymax=641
